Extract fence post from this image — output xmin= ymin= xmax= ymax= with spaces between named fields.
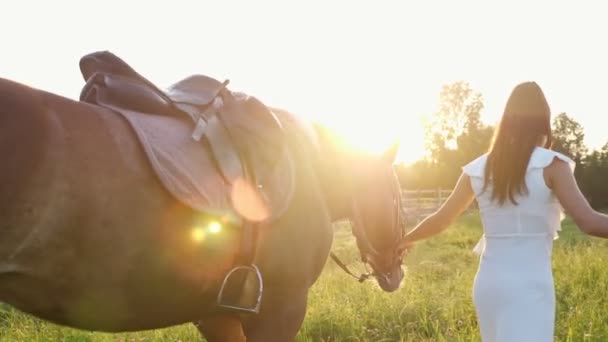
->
xmin=437 ymin=188 xmax=442 ymax=207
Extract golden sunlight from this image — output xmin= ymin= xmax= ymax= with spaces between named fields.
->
xmin=328 ymin=119 xmax=427 ymax=165
xmin=191 ymin=221 xmax=223 ymax=243
xmin=191 ymin=227 xmax=206 ymax=243
xmin=208 ymin=221 xmax=222 ymax=234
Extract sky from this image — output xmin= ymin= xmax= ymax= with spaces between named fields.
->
xmin=1 ymin=0 xmax=606 ymax=164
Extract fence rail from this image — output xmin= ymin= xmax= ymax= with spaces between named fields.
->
xmin=401 ymin=188 xmax=453 ymax=224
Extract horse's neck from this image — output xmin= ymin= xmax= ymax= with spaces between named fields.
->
xmin=270 ymin=109 xmax=355 ymax=222
xmin=312 ymin=124 xmax=355 ymax=221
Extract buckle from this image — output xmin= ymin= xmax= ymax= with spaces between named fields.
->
xmin=191 ymin=96 xmax=224 ymax=141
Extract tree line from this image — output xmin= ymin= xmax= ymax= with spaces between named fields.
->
xmin=396 ymin=81 xmax=608 ymax=210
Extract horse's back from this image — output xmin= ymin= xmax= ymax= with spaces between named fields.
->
xmin=0 ymin=77 xmax=156 ymax=217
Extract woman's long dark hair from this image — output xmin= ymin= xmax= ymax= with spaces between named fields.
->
xmin=483 ymin=82 xmax=553 ymax=205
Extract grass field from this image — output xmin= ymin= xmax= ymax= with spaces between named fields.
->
xmin=2 ymin=213 xmax=608 ymax=341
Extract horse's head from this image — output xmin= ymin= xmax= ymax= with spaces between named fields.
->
xmin=316 ymin=125 xmax=406 ymax=292
xmin=347 ymin=141 xmax=406 ymax=292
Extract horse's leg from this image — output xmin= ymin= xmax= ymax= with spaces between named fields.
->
xmin=242 ymin=288 xmax=309 ymax=342
xmin=194 ymin=314 xmax=246 ymax=342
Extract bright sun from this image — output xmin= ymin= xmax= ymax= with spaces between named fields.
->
xmin=324 ymin=116 xmax=427 ymax=165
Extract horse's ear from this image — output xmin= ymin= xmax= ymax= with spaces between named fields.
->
xmin=383 ymin=139 xmax=400 ymax=162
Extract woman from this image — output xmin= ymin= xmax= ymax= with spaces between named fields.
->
xmin=402 ymin=81 xmax=608 ymax=341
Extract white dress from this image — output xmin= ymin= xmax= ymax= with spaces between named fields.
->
xmin=462 ymin=147 xmax=575 ymax=342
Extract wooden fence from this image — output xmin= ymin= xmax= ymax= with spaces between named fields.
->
xmin=401 ymin=189 xmax=452 ymax=224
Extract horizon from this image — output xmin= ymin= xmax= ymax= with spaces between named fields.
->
xmin=1 ymin=1 xmax=606 ymax=164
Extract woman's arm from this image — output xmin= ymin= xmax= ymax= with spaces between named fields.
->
xmin=403 ymin=173 xmax=476 ymax=244
xmin=546 ymin=158 xmax=608 ymax=237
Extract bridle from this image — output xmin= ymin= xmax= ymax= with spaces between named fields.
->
xmin=330 ymin=168 xmax=406 ymax=283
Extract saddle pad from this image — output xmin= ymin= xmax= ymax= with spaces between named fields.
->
xmin=91 ymin=87 xmax=295 ymax=224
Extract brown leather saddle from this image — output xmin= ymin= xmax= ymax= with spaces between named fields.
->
xmin=78 ymin=51 xmax=295 ymax=226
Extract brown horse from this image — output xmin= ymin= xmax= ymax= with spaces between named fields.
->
xmin=0 ymin=76 xmax=406 ymax=341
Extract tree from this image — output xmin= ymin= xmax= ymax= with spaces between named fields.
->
xmin=580 ymin=148 xmax=608 ymax=209
xmin=552 ymin=113 xmax=588 ymax=163
xmin=421 ymin=81 xmax=493 ymax=187
xmin=424 ymin=81 xmax=485 ymax=161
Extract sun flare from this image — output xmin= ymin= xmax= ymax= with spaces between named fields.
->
xmin=208 ymin=221 xmax=222 ymax=234
xmin=191 ymin=227 xmax=206 ymax=242
xmin=191 ymin=221 xmax=223 ymax=243
xmin=326 ymin=119 xmax=427 ymax=165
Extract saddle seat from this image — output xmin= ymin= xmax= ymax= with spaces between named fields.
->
xmin=78 ymin=51 xmax=294 ymax=225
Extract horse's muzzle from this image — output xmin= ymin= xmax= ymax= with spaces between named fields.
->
xmin=375 ymin=266 xmax=404 ymax=292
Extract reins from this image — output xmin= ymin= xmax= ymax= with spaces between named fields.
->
xmin=329 ymin=252 xmax=372 ymax=283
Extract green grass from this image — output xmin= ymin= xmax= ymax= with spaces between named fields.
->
xmin=2 ymin=213 xmax=608 ymax=341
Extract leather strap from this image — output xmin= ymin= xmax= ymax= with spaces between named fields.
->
xmin=329 ymin=252 xmax=371 ymax=283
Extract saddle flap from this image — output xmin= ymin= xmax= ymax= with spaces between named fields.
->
xmin=84 ymin=83 xmax=238 ymax=220
xmin=204 ymin=114 xmax=244 ymax=184
xmin=254 ymin=149 xmax=295 ymax=222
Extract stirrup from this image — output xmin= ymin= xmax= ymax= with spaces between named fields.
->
xmin=216 ymin=264 xmax=263 ymax=314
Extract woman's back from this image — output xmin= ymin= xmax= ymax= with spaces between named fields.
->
xmin=463 ymin=147 xmax=575 ymax=255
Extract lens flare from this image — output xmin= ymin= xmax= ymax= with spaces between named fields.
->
xmin=208 ymin=221 xmax=222 ymax=234
xmin=231 ymin=178 xmax=270 ymax=222
xmin=192 ymin=227 xmax=206 ymax=242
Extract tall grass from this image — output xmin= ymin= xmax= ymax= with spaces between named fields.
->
xmin=2 ymin=213 xmax=608 ymax=341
